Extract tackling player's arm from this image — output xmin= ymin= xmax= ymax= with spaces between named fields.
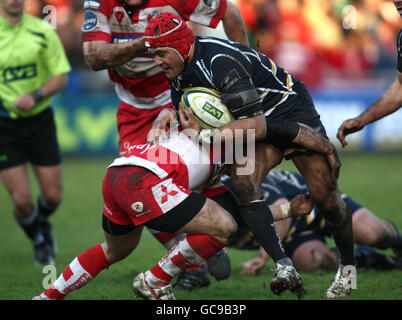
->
xmin=221 ymin=1 xmax=249 ymax=46
xmin=83 ymin=39 xmax=147 ymax=71
xmin=81 ymin=4 xmax=147 ymax=71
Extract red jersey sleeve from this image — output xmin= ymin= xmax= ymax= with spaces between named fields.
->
xmin=166 ymin=0 xmax=227 ymax=28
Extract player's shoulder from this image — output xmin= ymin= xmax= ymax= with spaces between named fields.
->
xmin=83 ymin=0 xmax=116 ymax=16
xmin=397 ymin=29 xmax=402 ymax=51
xmin=22 ymin=14 xmax=47 ymax=29
xmin=22 ymin=14 xmax=58 ymax=37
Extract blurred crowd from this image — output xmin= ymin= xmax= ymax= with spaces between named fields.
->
xmin=24 ymin=0 xmax=401 ymax=90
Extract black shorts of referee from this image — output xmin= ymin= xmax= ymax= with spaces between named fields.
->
xmin=0 ymin=108 xmax=61 ymax=171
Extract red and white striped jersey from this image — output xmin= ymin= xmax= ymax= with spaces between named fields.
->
xmin=82 ymin=0 xmax=227 ymax=110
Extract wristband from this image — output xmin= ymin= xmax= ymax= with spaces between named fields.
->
xmin=31 ymin=89 xmax=44 ymax=103
xmin=279 ymin=202 xmax=291 ymax=219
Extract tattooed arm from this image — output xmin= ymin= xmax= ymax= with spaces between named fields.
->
xmin=82 ymin=39 xmax=147 ymax=71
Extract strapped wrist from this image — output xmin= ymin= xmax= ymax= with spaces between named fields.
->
xmin=279 ymin=202 xmax=291 ymax=219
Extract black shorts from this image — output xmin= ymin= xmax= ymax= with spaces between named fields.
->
xmin=103 ymin=191 xmax=207 ymax=236
xmin=267 ymin=83 xmax=328 ymax=160
xmin=0 ymin=108 xmax=61 ymax=170
xmin=102 ymin=189 xmax=240 ymax=236
xmin=284 ymin=231 xmax=327 ymax=258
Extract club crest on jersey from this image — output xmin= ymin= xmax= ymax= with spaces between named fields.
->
xmin=83 ymin=11 xmax=98 ymax=31
xmin=115 ymin=11 xmax=124 ymax=24
xmin=131 ymin=202 xmax=144 ymax=212
xmin=202 ymin=102 xmax=223 ymax=120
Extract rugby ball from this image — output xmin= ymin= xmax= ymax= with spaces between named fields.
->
xmin=181 ymin=87 xmax=234 ymax=129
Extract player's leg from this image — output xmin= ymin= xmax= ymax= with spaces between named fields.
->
xmin=0 ymin=164 xmax=52 ymax=265
xmin=352 ymin=206 xmax=402 ymax=250
xmin=352 ymin=208 xmax=395 ymax=248
xmin=133 ymin=196 xmax=237 ymax=300
xmin=292 ymin=153 xmax=355 ymax=298
xmin=228 ymin=144 xmax=305 ymax=298
xmin=32 ymin=164 xmax=62 ymax=258
xmin=229 ymin=144 xmax=288 ymax=262
xmin=147 ymin=228 xmax=211 ymax=290
xmin=33 ymin=225 xmax=143 ymax=300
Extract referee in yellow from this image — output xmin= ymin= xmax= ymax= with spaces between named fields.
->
xmin=0 ymin=0 xmax=70 ymax=265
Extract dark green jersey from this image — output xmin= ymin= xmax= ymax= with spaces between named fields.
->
xmin=0 ymin=14 xmax=71 ymax=119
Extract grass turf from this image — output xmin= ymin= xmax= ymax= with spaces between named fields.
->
xmin=0 ymin=153 xmax=401 ymax=300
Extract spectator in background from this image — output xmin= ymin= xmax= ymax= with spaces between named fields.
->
xmin=337 ymin=0 xmax=402 ymax=147
xmin=233 ymin=0 xmax=400 ymax=89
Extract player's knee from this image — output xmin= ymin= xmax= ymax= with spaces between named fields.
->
xmin=314 ymin=193 xmax=349 ymax=227
xmin=12 ymin=191 xmax=33 ymax=216
xmin=217 ymin=217 xmax=238 ymax=244
xmin=230 ymin=178 xmax=259 ymax=203
xmin=361 ymin=222 xmax=392 ymax=249
xmin=102 ymin=242 xmax=134 ymax=264
xmin=42 ymin=188 xmax=63 ymax=208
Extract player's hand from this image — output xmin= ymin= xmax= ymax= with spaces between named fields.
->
xmin=147 ymin=108 xmax=178 ymax=143
xmin=289 ymin=194 xmax=313 ymax=218
xmin=178 ymin=104 xmax=201 ymax=131
xmin=12 ymin=94 xmax=36 ymax=111
xmin=241 ymin=256 xmax=266 ymax=276
xmin=336 ymin=117 xmax=365 ymax=148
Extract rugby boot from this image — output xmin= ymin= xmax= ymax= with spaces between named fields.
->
xmin=323 ymin=264 xmax=355 ymax=298
xmin=173 ymin=265 xmax=210 ymax=291
xmin=206 ymin=248 xmax=231 ymax=281
xmin=34 ymin=242 xmax=55 ymax=266
xmin=40 ymin=217 xmax=57 ymax=258
xmin=32 ymin=293 xmax=53 ymax=300
xmin=270 ymin=257 xmax=305 ymax=299
xmin=133 ymin=272 xmax=175 ymax=300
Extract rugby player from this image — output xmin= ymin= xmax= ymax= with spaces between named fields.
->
xmin=144 ymin=12 xmax=354 ymax=298
xmin=220 ymin=171 xmax=402 ymax=275
xmin=33 ymin=130 xmax=314 ymax=300
xmin=81 ymin=0 xmax=249 ymax=278
xmin=81 ymin=0 xmax=248 ymax=153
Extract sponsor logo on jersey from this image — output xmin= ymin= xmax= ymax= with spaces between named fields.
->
xmin=3 ymin=64 xmax=37 ymax=83
xmin=151 ymin=179 xmax=188 ymax=213
xmin=84 ymin=0 xmax=101 ymax=10
xmin=82 ymin=11 xmax=98 ymax=31
xmin=202 ymin=102 xmax=223 ymax=120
